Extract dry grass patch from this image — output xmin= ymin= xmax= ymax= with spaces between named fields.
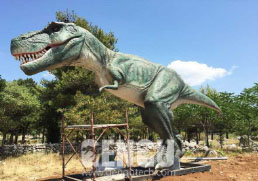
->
xmin=0 ymin=153 xmax=88 ymax=181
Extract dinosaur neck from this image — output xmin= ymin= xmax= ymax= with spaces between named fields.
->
xmin=72 ymin=32 xmax=116 ymax=73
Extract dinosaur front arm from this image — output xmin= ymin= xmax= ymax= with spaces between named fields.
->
xmin=99 ymin=80 xmax=119 ymax=92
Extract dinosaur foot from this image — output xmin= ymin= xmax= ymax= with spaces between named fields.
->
xmin=155 ymin=156 xmax=180 ymax=170
xmin=139 ymin=139 xmax=181 ymax=170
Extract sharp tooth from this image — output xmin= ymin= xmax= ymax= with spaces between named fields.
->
xmin=15 ymin=56 xmax=18 ymax=60
xmin=28 ymin=54 xmax=31 ymax=58
xmin=32 ymin=54 xmax=35 ymax=59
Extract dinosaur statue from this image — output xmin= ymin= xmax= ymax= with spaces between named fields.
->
xmin=10 ymin=22 xmax=221 ymax=170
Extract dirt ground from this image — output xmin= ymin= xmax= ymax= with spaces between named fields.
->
xmin=162 ymin=153 xmax=258 ymax=181
xmin=40 ymin=153 xmax=258 ymax=181
xmin=1 ymin=152 xmax=257 ymax=181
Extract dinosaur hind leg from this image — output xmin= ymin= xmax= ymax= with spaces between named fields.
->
xmin=141 ymin=102 xmax=173 ymax=139
xmin=139 ymin=68 xmax=185 ymax=169
xmin=140 ymin=102 xmax=181 ymax=169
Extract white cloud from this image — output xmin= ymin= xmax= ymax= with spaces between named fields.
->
xmin=167 ymin=60 xmax=236 ymax=86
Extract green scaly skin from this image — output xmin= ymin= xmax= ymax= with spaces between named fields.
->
xmin=11 ymin=22 xmax=221 ymax=169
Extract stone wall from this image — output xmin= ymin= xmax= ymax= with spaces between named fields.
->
xmin=1 ymin=140 xmax=255 ymax=158
xmin=0 ymin=141 xmax=206 ymax=157
xmin=0 ymin=143 xmax=80 ymax=157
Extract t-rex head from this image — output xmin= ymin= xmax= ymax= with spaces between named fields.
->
xmin=10 ymin=22 xmax=85 ymax=75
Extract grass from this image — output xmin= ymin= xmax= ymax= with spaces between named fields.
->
xmin=0 ymin=151 xmax=151 ymax=181
xmin=0 ymin=153 xmax=87 ymax=181
xmin=0 ymin=134 xmax=249 ymax=180
xmin=0 ymin=148 xmax=246 ymax=181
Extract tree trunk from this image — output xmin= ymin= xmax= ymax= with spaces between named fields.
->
xmin=21 ymin=129 xmax=26 ymax=144
xmin=219 ymin=131 xmax=224 ymax=149
xmin=187 ymin=131 xmax=191 ymax=143
xmin=9 ymin=132 xmax=14 ymax=144
xmin=211 ymin=131 xmax=214 ymax=140
xmin=14 ymin=131 xmax=19 ymax=144
xmin=187 ymin=128 xmax=192 ymax=142
xmin=196 ymin=128 xmax=199 ymax=145
xmin=205 ymin=130 xmax=209 ymax=147
xmin=226 ymin=132 xmax=229 ymax=139
xmin=2 ymin=131 xmax=7 ymax=146
xmin=42 ymin=127 xmax=45 ymax=143
xmin=247 ymin=119 xmax=251 ymax=147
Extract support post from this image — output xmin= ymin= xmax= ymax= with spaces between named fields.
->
xmin=62 ymin=115 xmax=65 ymax=179
xmin=91 ymin=112 xmax=96 ymax=181
xmin=125 ymin=109 xmax=132 ymax=181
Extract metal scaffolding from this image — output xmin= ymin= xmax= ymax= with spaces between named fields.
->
xmin=61 ymin=111 xmax=132 ymax=181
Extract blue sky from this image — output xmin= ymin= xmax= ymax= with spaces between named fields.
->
xmin=0 ymin=0 xmax=257 ymax=94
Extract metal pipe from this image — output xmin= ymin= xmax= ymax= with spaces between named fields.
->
xmin=65 ymin=152 xmax=76 ymax=167
xmin=66 ymin=137 xmax=88 ymax=172
xmin=91 ymin=112 xmax=96 ymax=181
xmin=125 ymin=109 xmax=132 ymax=181
xmin=184 ymin=157 xmax=228 ymax=160
xmin=96 ymin=128 xmax=107 ymax=143
xmin=62 ymin=115 xmax=65 ymax=179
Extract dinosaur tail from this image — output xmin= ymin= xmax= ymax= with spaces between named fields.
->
xmin=175 ymin=85 xmax=221 ymax=114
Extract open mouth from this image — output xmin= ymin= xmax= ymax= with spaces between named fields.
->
xmin=12 ymin=44 xmax=55 ymax=65
xmin=12 ymin=37 xmax=78 ymax=65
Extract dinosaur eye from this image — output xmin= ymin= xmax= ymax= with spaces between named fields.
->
xmin=52 ymin=26 xmax=60 ymax=32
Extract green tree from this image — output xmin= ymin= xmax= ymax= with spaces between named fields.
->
xmin=174 ymin=104 xmax=200 ymax=143
xmin=196 ymin=86 xmax=219 ymax=147
xmin=234 ymin=83 xmax=258 ymax=146
xmin=0 ymin=75 xmax=6 ymax=93
xmin=0 ymin=81 xmax=40 ymax=145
